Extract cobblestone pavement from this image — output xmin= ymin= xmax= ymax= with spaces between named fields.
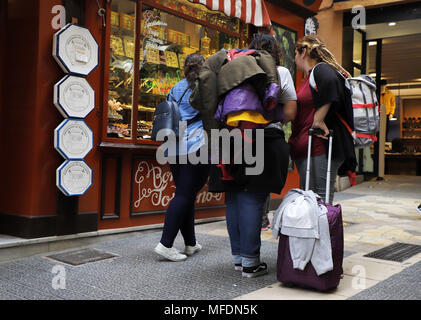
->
xmin=0 ymin=175 xmax=420 ymax=300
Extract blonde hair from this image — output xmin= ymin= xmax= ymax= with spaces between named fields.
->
xmin=296 ymin=35 xmax=351 ymax=78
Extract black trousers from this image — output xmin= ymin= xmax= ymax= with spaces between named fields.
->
xmin=160 ymin=162 xmax=210 ymax=248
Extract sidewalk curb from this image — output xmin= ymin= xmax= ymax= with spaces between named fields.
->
xmin=0 ymin=217 xmax=226 ymax=263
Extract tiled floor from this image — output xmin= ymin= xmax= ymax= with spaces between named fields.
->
xmin=199 ymin=175 xmax=421 ymax=300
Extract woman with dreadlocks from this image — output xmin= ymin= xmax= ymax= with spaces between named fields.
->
xmin=290 ymin=35 xmax=356 ymax=204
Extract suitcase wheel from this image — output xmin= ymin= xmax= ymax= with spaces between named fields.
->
xmin=281 ymin=282 xmax=295 ymax=288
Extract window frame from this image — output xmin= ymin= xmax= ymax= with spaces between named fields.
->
xmin=101 ymin=0 xmax=245 ymax=146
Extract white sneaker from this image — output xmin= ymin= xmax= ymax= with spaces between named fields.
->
xmin=184 ymin=243 xmax=202 ymax=256
xmin=154 ymin=243 xmax=187 ymax=262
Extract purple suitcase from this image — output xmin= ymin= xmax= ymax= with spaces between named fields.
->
xmin=276 ymin=129 xmax=344 ymax=292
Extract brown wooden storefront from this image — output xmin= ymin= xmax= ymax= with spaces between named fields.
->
xmin=0 ymin=0 xmax=321 ymax=239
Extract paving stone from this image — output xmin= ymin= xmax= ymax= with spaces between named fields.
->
xmin=1 ymin=175 xmax=421 ymax=300
xmin=349 ymin=259 xmax=421 ymax=300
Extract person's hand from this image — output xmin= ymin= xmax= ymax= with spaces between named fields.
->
xmin=311 ymin=120 xmax=329 ymax=140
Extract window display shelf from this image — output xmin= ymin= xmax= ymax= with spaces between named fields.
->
xmin=118 ymin=104 xmax=156 ymax=112
xmin=112 ymin=53 xmax=134 ymax=61
xmin=105 ymin=0 xmax=241 ymax=141
xmin=138 ymin=91 xmax=167 ymax=98
xmin=111 ymin=25 xmax=135 ymax=36
xmin=141 ymin=61 xmax=182 ymax=71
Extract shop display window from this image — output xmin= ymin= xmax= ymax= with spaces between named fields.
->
xmin=137 ymin=4 xmax=239 ymax=139
xmin=107 ymin=0 xmax=136 ymax=139
xmin=106 ymin=0 xmax=242 ymax=142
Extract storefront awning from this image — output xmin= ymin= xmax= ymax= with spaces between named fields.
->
xmin=188 ymin=0 xmax=272 ymax=27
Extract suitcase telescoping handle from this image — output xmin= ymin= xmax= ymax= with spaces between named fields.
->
xmin=305 ymin=128 xmax=334 ymax=203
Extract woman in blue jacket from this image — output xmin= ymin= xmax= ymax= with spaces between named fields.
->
xmin=154 ymin=53 xmax=209 ymax=262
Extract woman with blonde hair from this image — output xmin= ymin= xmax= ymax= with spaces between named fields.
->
xmin=290 ymin=35 xmax=356 ymax=204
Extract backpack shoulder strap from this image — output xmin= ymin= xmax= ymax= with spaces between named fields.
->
xmin=309 ymin=62 xmax=351 ymax=92
xmin=176 ymin=87 xmax=190 ymax=104
xmin=308 ymin=62 xmax=326 ymax=91
xmin=167 ymin=86 xmax=189 ymax=104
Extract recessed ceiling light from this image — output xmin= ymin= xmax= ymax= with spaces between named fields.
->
xmin=368 ymin=41 xmax=377 ymax=46
xmin=388 ymin=22 xmax=396 ymax=26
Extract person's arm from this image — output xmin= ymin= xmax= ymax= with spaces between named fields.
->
xmin=312 ymin=103 xmax=331 ymax=139
xmin=277 ymin=67 xmax=297 ymax=124
xmin=310 ymin=64 xmax=341 ymax=139
xmin=282 ymin=100 xmax=297 ymax=123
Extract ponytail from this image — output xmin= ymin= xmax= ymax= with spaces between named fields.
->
xmin=296 ymin=36 xmax=351 ymax=78
xmin=184 ymin=53 xmax=205 ymax=88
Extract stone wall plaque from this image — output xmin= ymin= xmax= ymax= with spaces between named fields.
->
xmin=54 ymin=75 xmax=95 ymax=118
xmin=54 ymin=119 xmax=93 ymax=160
xmin=57 ymin=160 xmax=93 ymax=196
xmin=53 ymin=24 xmax=99 ymax=76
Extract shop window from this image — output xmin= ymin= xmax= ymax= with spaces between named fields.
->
xmin=353 ymin=29 xmax=362 ymax=66
xmin=108 ymin=0 xmax=136 ymax=139
xmin=351 ymin=29 xmax=365 ymax=77
xmin=105 ymin=0 xmax=242 ymax=142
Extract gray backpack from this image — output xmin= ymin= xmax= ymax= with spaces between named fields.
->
xmin=310 ymin=63 xmax=380 ymax=148
xmin=346 ymin=75 xmax=380 ymax=148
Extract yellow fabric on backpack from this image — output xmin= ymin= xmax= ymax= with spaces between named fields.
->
xmin=226 ymin=111 xmax=271 ymax=127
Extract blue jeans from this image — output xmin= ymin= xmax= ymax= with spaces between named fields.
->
xmin=225 ymin=191 xmax=269 ymax=268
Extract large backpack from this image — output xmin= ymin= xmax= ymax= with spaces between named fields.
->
xmin=151 ymin=88 xmax=200 ymax=141
xmin=309 ymin=63 xmax=379 ymax=148
xmin=345 ymin=75 xmax=380 ymax=148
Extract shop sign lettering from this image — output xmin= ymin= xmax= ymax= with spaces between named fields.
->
xmin=143 ymin=10 xmax=168 ymax=50
xmin=134 ymin=160 xmax=175 ymax=208
xmin=133 ymin=160 xmax=223 ymax=210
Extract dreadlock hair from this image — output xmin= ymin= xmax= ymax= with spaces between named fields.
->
xmin=249 ymin=33 xmax=282 ymax=66
xmin=296 ymin=35 xmax=351 ymax=78
xmin=184 ymin=53 xmax=205 ymax=88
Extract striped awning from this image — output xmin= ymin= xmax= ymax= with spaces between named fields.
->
xmin=188 ymin=0 xmax=272 ymax=27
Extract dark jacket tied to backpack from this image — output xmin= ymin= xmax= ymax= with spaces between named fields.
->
xmin=189 ymin=49 xmax=281 ymax=138
xmin=189 ymin=48 xmax=290 ymax=194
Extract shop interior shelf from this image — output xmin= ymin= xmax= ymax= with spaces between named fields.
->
xmin=112 ymin=53 xmax=134 ymax=61
xmin=111 ymin=25 xmax=135 ymax=37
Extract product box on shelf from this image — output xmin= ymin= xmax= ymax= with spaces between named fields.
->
xmin=124 ymin=37 xmax=135 ymax=59
xmin=164 ymin=51 xmax=179 ymax=68
xmin=145 ymin=48 xmax=160 ymax=64
xmin=111 ymin=11 xmax=119 ymax=27
xmin=110 ymin=35 xmax=124 ymax=56
xmin=120 ymin=13 xmax=135 ymax=30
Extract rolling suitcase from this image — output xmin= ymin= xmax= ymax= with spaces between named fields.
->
xmin=276 ymin=128 xmax=344 ymax=292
